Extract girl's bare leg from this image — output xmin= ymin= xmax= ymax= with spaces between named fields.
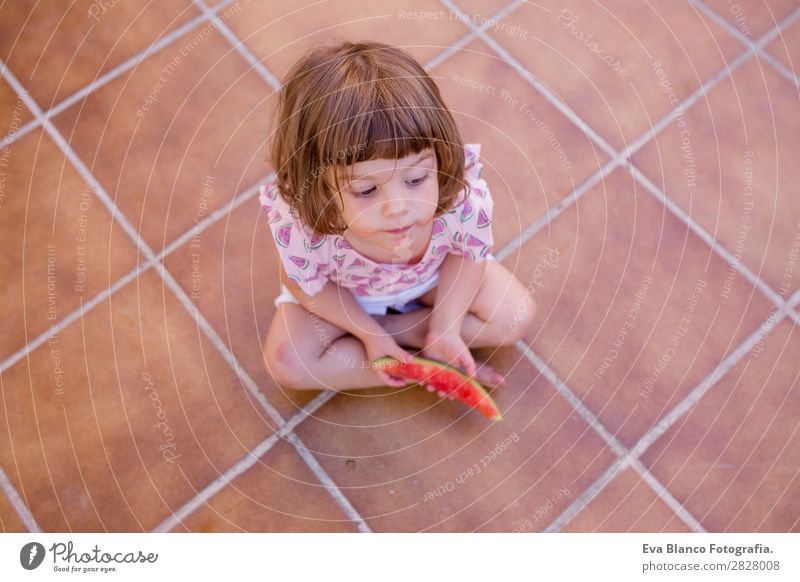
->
xmin=268 ymin=305 xmax=505 ymax=392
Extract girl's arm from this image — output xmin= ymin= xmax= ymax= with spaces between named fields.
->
xmin=278 ymin=262 xmax=413 ymax=384
xmin=428 ymin=252 xmax=488 ymax=348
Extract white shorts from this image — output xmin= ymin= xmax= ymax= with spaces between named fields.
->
xmin=274 ymin=270 xmax=438 ymax=316
xmin=273 ymin=254 xmax=496 ymax=316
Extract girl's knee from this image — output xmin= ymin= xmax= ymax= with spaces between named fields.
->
xmin=504 ymin=291 xmax=537 ymax=343
xmin=264 ymin=338 xmax=311 ymax=390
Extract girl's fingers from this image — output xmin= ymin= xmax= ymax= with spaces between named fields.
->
xmin=461 ymin=351 xmax=477 ymax=376
xmin=378 ymin=370 xmax=407 ymax=387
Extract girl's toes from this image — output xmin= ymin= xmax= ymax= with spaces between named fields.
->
xmin=473 ymin=361 xmax=506 ymax=387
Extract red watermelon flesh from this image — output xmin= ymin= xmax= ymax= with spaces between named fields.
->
xmin=372 ymin=356 xmax=502 ymax=421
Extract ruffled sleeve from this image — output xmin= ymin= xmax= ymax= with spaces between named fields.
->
xmin=259 ymin=181 xmax=331 ymax=297
xmin=447 ymin=143 xmax=495 ymax=262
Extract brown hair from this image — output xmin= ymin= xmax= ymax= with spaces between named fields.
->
xmin=268 ymin=41 xmax=466 ymax=235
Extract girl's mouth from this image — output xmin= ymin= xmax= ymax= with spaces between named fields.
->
xmin=386 ymin=224 xmax=414 ymax=235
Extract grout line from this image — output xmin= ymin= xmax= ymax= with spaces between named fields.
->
xmin=0 ymin=464 xmax=41 ymax=532
xmin=516 ymin=342 xmax=628 ymax=458
xmin=151 ymin=391 xmax=336 ymax=532
xmin=545 ymin=459 xmax=627 ymax=532
xmin=517 ymin=342 xmax=706 ymax=532
xmin=495 ymin=157 xmax=620 ymax=262
xmin=287 ymin=433 xmax=372 ymax=533
xmin=154 ymin=262 xmax=287 ymax=427
xmin=0 ymin=266 xmax=142 ymax=375
xmin=155 ymin=175 xmax=267 ymax=260
xmin=0 ymin=0 xmax=239 ymax=149
xmin=630 ymin=458 xmax=705 ymax=532
xmin=192 ymin=0 xmax=281 ymax=90
xmin=152 ymin=430 xmax=284 ymax=532
xmin=690 ymin=1 xmax=800 ymax=87
xmin=0 ymin=117 xmax=39 ymax=151
xmin=424 ymin=0 xmax=527 ymax=70
xmin=630 ymin=293 xmax=800 ymax=460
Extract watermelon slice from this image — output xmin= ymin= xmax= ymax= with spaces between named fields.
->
xmin=371 ymin=355 xmax=502 ymax=421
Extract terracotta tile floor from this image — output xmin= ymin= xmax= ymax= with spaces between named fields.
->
xmin=0 ymin=0 xmax=798 ymax=533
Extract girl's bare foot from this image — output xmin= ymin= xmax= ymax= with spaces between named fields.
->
xmin=473 ymin=359 xmax=506 ymax=388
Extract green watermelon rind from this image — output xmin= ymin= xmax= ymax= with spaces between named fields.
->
xmin=371 ymin=355 xmax=503 ymax=421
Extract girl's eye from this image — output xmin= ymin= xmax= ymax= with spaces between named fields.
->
xmin=354 ymin=187 xmax=376 ymax=198
xmin=353 ymin=174 xmax=428 ymax=198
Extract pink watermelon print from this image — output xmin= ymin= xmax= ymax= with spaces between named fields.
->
xmin=432 ymin=217 xmax=445 ymax=238
xmin=304 ymin=232 xmax=327 ymax=251
xmin=465 ymin=233 xmax=485 ymax=248
xmin=460 ymin=196 xmax=475 ymax=222
xmin=275 ymin=224 xmax=292 ymax=248
xmin=476 ymin=208 xmax=490 ymax=228
xmin=289 ymin=255 xmax=309 ymax=269
xmin=335 ymin=237 xmax=353 ymax=250
xmin=348 ymin=257 xmax=366 ymax=269
xmin=264 ymin=143 xmax=492 ymax=299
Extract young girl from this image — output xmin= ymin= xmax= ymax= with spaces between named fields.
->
xmin=261 ymin=41 xmax=536 ymax=392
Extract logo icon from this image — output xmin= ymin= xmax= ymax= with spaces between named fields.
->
xmin=20 ymin=542 xmax=46 ymax=570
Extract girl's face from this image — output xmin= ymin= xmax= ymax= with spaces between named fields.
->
xmin=334 ymin=148 xmax=439 ymax=249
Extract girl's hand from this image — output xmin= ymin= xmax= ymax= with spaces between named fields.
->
xmin=422 ymin=329 xmax=476 ymax=378
xmin=363 ymin=333 xmax=415 ymax=388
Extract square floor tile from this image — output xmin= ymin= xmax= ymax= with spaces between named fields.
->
xmin=0 ymin=129 xmax=140 ymax=363
xmin=173 ymin=439 xmax=358 ymax=532
xmin=0 ymin=269 xmax=275 ymax=531
xmin=633 ymin=56 xmax=800 ymax=297
xmin=483 ymin=0 xmax=743 ymax=150
xmin=641 ymin=318 xmax=800 ymax=532
xmin=562 ymin=468 xmax=691 ymax=532
xmin=0 ymin=0 xmax=199 ymax=108
xmin=295 ymin=352 xmax=615 ymax=531
xmin=765 ymin=16 xmax=800 ymax=71
xmin=514 ymin=167 xmax=775 ymax=447
xmin=1 ymin=77 xmax=32 ymax=138
xmin=702 ymin=0 xmax=798 ymax=39
xmin=0 ymin=492 xmax=26 ymax=532
xmin=434 ymin=38 xmax=609 ymax=251
xmin=52 ymin=26 xmax=274 ymax=253
xmin=165 ymin=200 xmax=321 ymax=419
xmin=224 ymin=0 xmax=470 ymax=79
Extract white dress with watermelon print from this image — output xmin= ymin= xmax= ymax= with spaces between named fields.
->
xmin=259 ymin=143 xmax=495 ymax=299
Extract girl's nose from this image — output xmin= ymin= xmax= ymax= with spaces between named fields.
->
xmin=382 ymin=187 xmax=410 ymax=217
